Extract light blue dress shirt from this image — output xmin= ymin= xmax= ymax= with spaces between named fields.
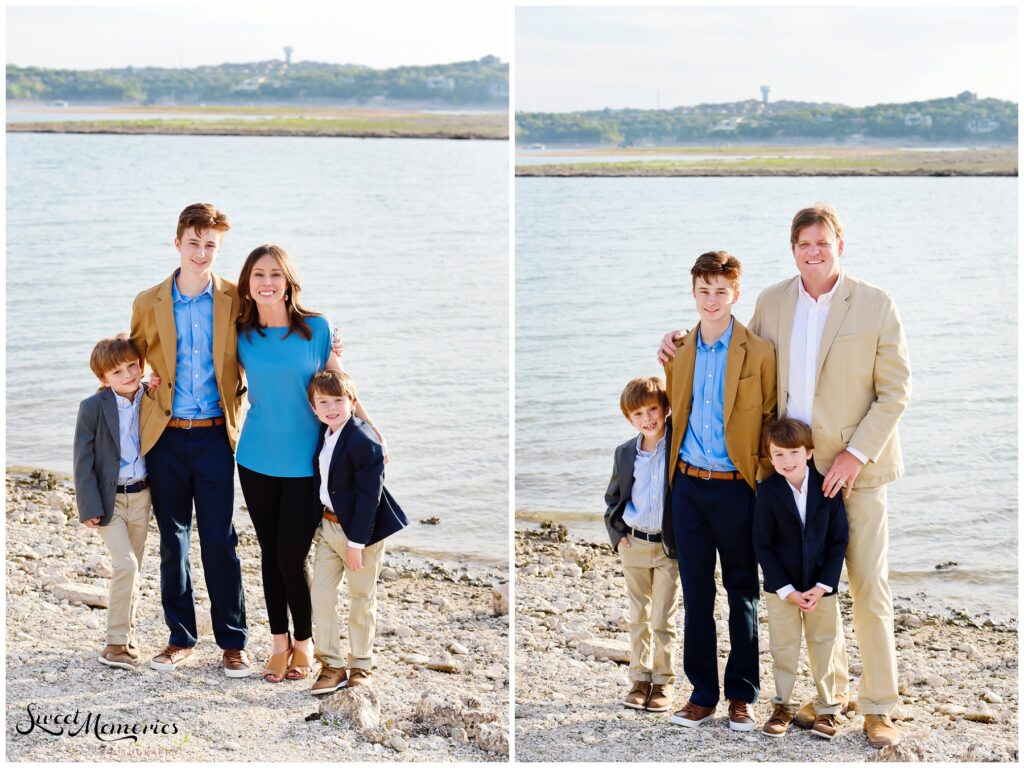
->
xmin=171 ymin=275 xmax=223 ymax=419
xmin=679 ymin=318 xmax=737 ymax=471
xmin=622 ymin=432 xmax=666 ymax=533
xmin=114 ymin=387 xmax=146 ymax=483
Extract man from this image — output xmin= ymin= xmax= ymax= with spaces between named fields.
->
xmin=130 ymin=203 xmax=251 ymax=677
xmin=659 ymin=204 xmax=911 ymax=748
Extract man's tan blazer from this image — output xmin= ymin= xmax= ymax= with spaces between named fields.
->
xmin=748 ymin=273 xmax=910 ymax=488
xmin=130 ymin=273 xmax=245 ymax=455
xmin=663 ymin=319 xmax=777 ymax=492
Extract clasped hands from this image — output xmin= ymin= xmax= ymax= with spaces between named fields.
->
xmin=786 ymin=585 xmax=826 ymax=613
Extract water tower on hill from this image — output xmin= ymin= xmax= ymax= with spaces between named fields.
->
xmin=760 ymin=85 xmax=770 ymax=111
xmin=284 ymin=46 xmax=293 ymax=65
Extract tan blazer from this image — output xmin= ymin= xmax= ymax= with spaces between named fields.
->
xmin=130 ymin=273 xmax=245 ymax=455
xmin=748 ymin=273 xmax=910 ymax=488
xmin=664 ymin=319 xmax=777 ymax=492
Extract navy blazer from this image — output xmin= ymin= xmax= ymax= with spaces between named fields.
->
xmin=752 ymin=465 xmax=848 ymax=594
xmin=313 ymin=416 xmax=408 ymax=546
xmin=603 ymin=419 xmax=675 ymax=559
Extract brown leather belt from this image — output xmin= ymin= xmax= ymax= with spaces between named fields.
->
xmin=167 ymin=417 xmax=226 ymax=429
xmin=678 ymin=460 xmax=742 ymax=481
xmin=323 ymin=507 xmax=339 ymax=523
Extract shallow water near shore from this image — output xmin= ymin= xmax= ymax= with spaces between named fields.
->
xmin=6 ymin=132 xmax=508 ymax=565
xmin=516 ymin=175 xmax=1017 ymax=620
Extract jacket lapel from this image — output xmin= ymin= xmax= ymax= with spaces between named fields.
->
xmin=100 ymin=389 xmax=120 ymax=457
xmin=723 ymin=321 xmax=746 ymax=426
xmin=327 ymin=417 xmax=357 ymax=482
xmin=776 ymin=278 xmax=799 ymax=414
xmin=154 ymin=275 xmax=179 ymax=379
xmin=212 ymin=274 xmax=232 ymax=391
xmin=777 ymin=474 xmax=804 ymax=528
xmin=674 ymin=327 xmax=699 ymax=424
xmin=620 ymin=441 xmax=636 ymax=498
xmin=815 ymin=275 xmax=852 ymax=386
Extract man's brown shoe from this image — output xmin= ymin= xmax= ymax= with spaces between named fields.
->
xmin=149 ymin=644 xmax=193 ymax=672
xmin=670 ymin=700 xmax=715 ymax=728
xmin=795 ymin=696 xmax=855 ymax=728
xmin=812 ymin=713 xmax=840 ymax=740
xmin=311 ymin=665 xmax=348 ymax=696
xmin=223 ymin=649 xmax=252 ymax=678
xmin=646 ymin=684 xmax=673 ymax=713
xmin=863 ymin=714 xmax=901 ymax=748
xmin=347 ymin=668 xmax=371 ymax=687
xmin=98 ymin=644 xmax=137 ymax=671
xmin=624 ymin=681 xmax=652 ymax=710
xmin=728 ymin=699 xmax=755 ymax=732
xmin=761 ymin=703 xmax=794 ymax=738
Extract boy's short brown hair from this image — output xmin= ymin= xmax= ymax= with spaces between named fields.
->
xmin=691 ymin=250 xmax=742 ymax=291
xmin=89 ymin=333 xmax=140 ymax=380
xmin=764 ymin=418 xmax=814 ymax=453
xmin=790 ymin=203 xmax=843 ymax=246
xmin=307 ymin=369 xmax=359 ymax=406
xmin=176 ymin=202 xmax=231 ymax=241
xmin=619 ymin=376 xmax=669 ymax=419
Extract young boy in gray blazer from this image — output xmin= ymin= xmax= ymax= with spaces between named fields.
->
xmin=73 ymin=333 xmax=152 ymax=670
xmin=604 ymin=376 xmax=680 ymax=714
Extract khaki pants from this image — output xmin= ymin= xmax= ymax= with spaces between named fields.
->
xmin=767 ymin=593 xmax=841 ymax=714
xmin=96 ymin=488 xmax=151 ymax=646
xmin=310 ymin=519 xmax=385 ymax=671
xmin=618 ymin=535 xmax=680 ymax=685
xmin=830 ymin=483 xmax=899 ymax=714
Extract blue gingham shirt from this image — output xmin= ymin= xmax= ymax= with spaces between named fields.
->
xmin=622 ymin=432 xmax=666 ymax=533
xmin=114 ymin=387 xmax=146 ymax=483
xmin=171 ymin=275 xmax=223 ymax=419
xmin=680 ymin=318 xmax=737 ymax=471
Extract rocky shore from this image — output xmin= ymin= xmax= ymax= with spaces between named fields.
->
xmin=5 ymin=469 xmax=509 ymax=762
xmin=515 ymin=526 xmax=1017 ymax=763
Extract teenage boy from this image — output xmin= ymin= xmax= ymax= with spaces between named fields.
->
xmin=604 ymin=376 xmax=680 ymax=713
xmin=663 ymin=251 xmax=776 ymax=731
xmin=73 ymin=334 xmax=152 ymax=669
xmin=130 ymin=203 xmax=250 ymax=677
xmin=753 ymin=418 xmax=848 ymax=740
xmin=307 ymin=370 xmax=408 ymax=695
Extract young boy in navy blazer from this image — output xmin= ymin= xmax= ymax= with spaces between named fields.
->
xmin=306 ymin=369 xmax=407 ymax=695
xmin=753 ymin=418 xmax=849 ymax=740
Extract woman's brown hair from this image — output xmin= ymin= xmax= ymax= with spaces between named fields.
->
xmin=236 ymin=244 xmax=321 ymax=341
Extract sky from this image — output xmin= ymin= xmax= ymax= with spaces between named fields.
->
xmin=6 ymin=6 xmax=511 ymax=70
xmin=517 ymin=6 xmax=1019 ymax=112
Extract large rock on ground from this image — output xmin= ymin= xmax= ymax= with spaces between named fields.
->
xmin=491 ymin=580 xmax=509 ymax=616
xmin=52 ymin=583 xmax=108 ymax=608
xmin=474 ymin=722 xmax=509 ymax=755
xmin=868 ymin=742 xmax=926 ymax=762
xmin=320 ymin=687 xmax=381 ymax=730
xmin=577 ymin=638 xmax=630 ymax=663
xmin=414 ymin=693 xmax=500 ymax=728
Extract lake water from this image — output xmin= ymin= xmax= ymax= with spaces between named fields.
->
xmin=6 ymin=132 xmax=508 ymax=566
xmin=516 ymin=176 xmax=1017 ymax=621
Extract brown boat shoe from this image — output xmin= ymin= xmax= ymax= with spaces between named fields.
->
xmin=222 ymin=648 xmax=253 ymax=678
xmin=311 ymin=665 xmax=348 ymax=696
xmin=795 ymin=695 xmax=855 ymax=728
xmin=670 ymin=700 xmax=716 ymax=728
xmin=347 ymin=668 xmax=372 ymax=687
xmin=727 ymin=699 xmax=756 ymax=732
xmin=812 ymin=713 xmax=840 ymax=740
xmin=624 ymin=681 xmax=652 ymax=710
xmin=761 ymin=703 xmax=794 ymax=738
xmin=149 ymin=644 xmax=193 ymax=672
xmin=646 ymin=684 xmax=673 ymax=713
xmin=863 ymin=714 xmax=901 ymax=748
xmin=98 ymin=644 xmax=137 ymax=670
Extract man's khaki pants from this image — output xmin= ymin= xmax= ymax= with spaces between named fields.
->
xmin=96 ymin=488 xmax=151 ymax=646
xmin=618 ymin=535 xmax=680 ymax=685
xmin=767 ymin=593 xmax=841 ymax=714
xmin=831 ymin=484 xmax=899 ymax=714
xmin=310 ymin=518 xmax=385 ymax=671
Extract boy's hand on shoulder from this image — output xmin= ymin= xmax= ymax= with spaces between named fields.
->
xmin=345 ymin=545 xmax=364 ymax=572
xmin=83 ymin=517 xmax=101 ymax=528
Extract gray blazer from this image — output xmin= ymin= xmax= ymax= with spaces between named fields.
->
xmin=73 ymin=386 xmax=145 ymax=525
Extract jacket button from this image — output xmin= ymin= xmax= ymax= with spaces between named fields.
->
xmin=165 ymin=410 xmax=171 ymax=416
xmin=168 ymin=382 xmax=173 ymax=389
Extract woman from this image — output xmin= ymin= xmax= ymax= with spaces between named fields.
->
xmin=234 ymin=244 xmax=382 ymax=683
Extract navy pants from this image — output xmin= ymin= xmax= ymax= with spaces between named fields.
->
xmin=672 ymin=470 xmax=760 ymax=707
xmin=147 ymin=425 xmax=247 ymax=650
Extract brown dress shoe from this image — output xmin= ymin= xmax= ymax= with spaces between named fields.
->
xmin=223 ymin=649 xmax=252 ymax=678
xmin=727 ymin=699 xmax=755 ymax=731
xmin=311 ymin=665 xmax=348 ymax=696
xmin=812 ymin=713 xmax=840 ymax=740
xmin=670 ymin=700 xmax=716 ymax=728
xmin=646 ymin=684 xmax=673 ymax=713
xmin=624 ymin=681 xmax=652 ymax=710
xmin=795 ymin=695 xmax=854 ymax=728
xmin=98 ymin=644 xmax=137 ymax=670
xmin=863 ymin=714 xmax=901 ymax=748
xmin=347 ymin=668 xmax=372 ymax=687
xmin=149 ymin=644 xmax=193 ymax=672
xmin=762 ymin=703 xmax=794 ymax=737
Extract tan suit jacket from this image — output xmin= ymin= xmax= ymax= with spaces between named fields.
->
xmin=664 ymin=319 xmax=777 ymax=492
xmin=748 ymin=273 xmax=910 ymax=488
xmin=130 ymin=273 xmax=245 ymax=455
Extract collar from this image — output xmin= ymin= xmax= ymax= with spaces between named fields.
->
xmin=788 ymin=469 xmax=809 ymax=499
xmin=635 ymin=431 xmax=666 ymax=456
xmin=696 ymin=316 xmax=734 ymax=351
xmin=797 ymin=271 xmax=843 ymax=305
xmin=324 ymin=418 xmax=352 ymax=444
xmin=113 ymin=387 xmax=143 ymax=409
xmin=171 ymin=270 xmax=214 ymax=303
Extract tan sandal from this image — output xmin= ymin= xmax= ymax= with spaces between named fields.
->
xmin=263 ymin=642 xmax=293 ymax=683
xmin=286 ymin=644 xmax=315 ymax=680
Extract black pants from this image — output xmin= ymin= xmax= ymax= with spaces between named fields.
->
xmin=672 ymin=470 xmax=760 ymax=707
xmin=237 ymin=465 xmax=322 ymax=640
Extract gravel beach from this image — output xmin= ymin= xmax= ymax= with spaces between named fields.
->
xmin=6 ymin=469 xmax=509 ymax=762
xmin=515 ymin=525 xmax=1017 ymax=763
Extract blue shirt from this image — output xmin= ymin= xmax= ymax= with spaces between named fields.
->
xmin=680 ymin=318 xmax=737 ymax=471
xmin=171 ymin=275 xmax=223 ymax=419
xmin=622 ymin=432 xmax=666 ymax=533
xmin=236 ymin=315 xmax=332 ymax=477
xmin=114 ymin=387 xmax=146 ymax=483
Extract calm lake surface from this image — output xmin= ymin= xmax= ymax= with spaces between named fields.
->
xmin=516 ymin=176 xmax=1017 ymax=620
xmin=7 ymin=132 xmax=508 ymax=566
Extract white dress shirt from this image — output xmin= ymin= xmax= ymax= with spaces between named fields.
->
xmin=318 ymin=419 xmax=363 ymax=549
xmin=776 ymin=470 xmax=833 ymax=600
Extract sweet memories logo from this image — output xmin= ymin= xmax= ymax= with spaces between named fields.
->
xmin=16 ymin=703 xmax=180 ymax=743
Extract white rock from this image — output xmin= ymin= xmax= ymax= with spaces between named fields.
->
xmin=576 ymin=638 xmax=630 ymax=663
xmin=43 ymin=672 xmax=59 ymax=683
xmin=321 ymin=687 xmax=381 ymax=730
xmin=52 ymin=583 xmax=108 ymax=608
xmin=400 ymin=653 xmax=431 ymax=665
xmin=387 ymin=734 xmax=408 ymax=752
xmin=448 ymin=641 xmax=469 ymax=655
xmin=981 ymin=690 xmax=1003 ymax=704
xmin=48 ymin=491 xmax=71 ymax=510
xmin=393 ymin=625 xmax=415 ymax=639
xmin=474 ymin=723 xmax=508 ymax=755
xmin=224 ymin=742 xmax=241 ymax=751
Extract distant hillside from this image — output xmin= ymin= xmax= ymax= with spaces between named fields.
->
xmin=6 ymin=56 xmax=508 ymax=106
xmin=517 ymin=93 xmax=1017 ymax=145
